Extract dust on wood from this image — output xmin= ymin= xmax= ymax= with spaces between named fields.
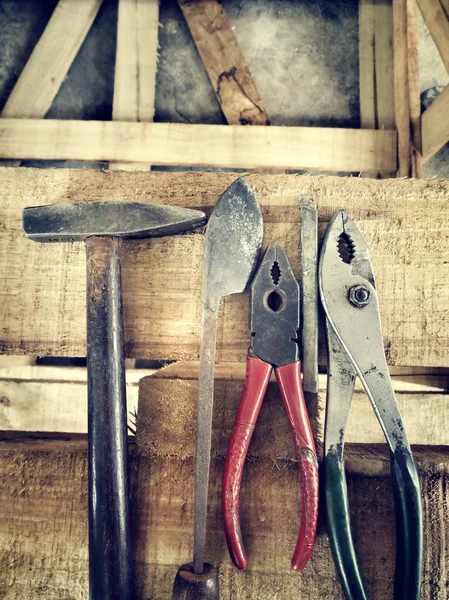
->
xmin=178 ymin=0 xmax=270 ymax=126
xmin=1 ymin=168 xmax=449 ymax=366
xmin=137 ymin=375 xmax=321 ymax=461
xmin=0 ymin=438 xmax=447 ymax=599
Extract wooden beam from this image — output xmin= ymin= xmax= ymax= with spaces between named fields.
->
xmin=0 ymin=366 xmax=156 ymax=433
xmin=416 ymin=0 xmax=449 ymax=73
xmin=0 ymin=436 xmax=447 ymax=598
xmin=422 ymin=84 xmax=449 ymax=159
xmin=359 ymin=0 xmax=395 ymax=131
xmin=359 ymin=0 xmax=396 ymax=177
xmin=1 ymin=169 xmax=448 ymax=366
xmin=178 ymin=0 xmax=269 ymax=126
xmin=137 ymin=372 xmax=449 ymax=459
xmin=393 ymin=0 xmax=412 ymax=177
xmin=0 ymin=118 xmax=397 ymax=171
xmin=0 ymin=0 xmax=103 ymax=120
xmin=111 ymin=0 xmax=159 ymax=171
xmin=407 ymin=0 xmax=423 ymax=176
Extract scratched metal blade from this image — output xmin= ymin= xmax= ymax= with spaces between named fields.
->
xmin=301 ymin=196 xmax=319 ymax=394
xmin=193 ymin=177 xmax=263 ymax=574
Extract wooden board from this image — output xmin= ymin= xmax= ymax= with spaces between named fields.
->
xmin=0 ymin=365 xmax=156 ymax=433
xmin=0 ymin=0 xmax=102 ymax=120
xmin=407 ymin=0 xmax=423 ymax=177
xmin=111 ymin=0 xmax=159 ymax=171
xmin=416 ymin=0 xmax=449 ymax=73
xmin=1 ymin=168 xmax=449 ymax=366
xmin=422 ymin=84 xmax=449 ymax=159
xmin=0 ymin=118 xmax=396 ymax=172
xmin=0 ymin=435 xmax=447 ymax=599
xmin=393 ymin=0 xmax=412 ymax=177
xmin=359 ymin=0 xmax=396 ymax=178
xmin=137 ymin=371 xmax=449 ymax=459
xmin=359 ymin=0 xmax=395 ymax=131
xmin=179 ymin=0 xmax=269 ymax=126
xmin=1 ymin=361 xmax=447 ymax=445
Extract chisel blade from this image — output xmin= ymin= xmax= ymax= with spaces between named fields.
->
xmin=301 ymin=196 xmax=319 ymax=395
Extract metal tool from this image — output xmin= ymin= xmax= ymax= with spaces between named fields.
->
xmin=300 ymin=196 xmax=319 ymax=425
xmin=23 ymin=201 xmax=206 ymax=600
xmin=172 ymin=177 xmax=263 ymax=599
xmin=319 ymin=210 xmax=423 ymax=600
xmin=222 ymin=245 xmax=319 ymax=571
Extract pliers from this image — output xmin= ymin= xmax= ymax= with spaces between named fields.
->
xmin=222 ymin=245 xmax=319 ymax=572
xmin=319 ymin=211 xmax=423 ymax=600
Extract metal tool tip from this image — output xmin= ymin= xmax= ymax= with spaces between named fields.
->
xmin=300 ymin=195 xmax=316 ymax=210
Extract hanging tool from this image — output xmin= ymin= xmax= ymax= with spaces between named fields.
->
xmin=300 ymin=196 xmax=319 ymax=425
xmin=172 ymin=177 xmax=263 ymax=599
xmin=223 ymin=245 xmax=319 ymax=571
xmin=319 ymin=210 xmax=423 ymax=600
xmin=23 ymin=201 xmax=206 ymax=600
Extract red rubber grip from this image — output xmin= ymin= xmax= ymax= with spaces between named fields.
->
xmin=222 ymin=356 xmax=272 ymax=569
xmin=276 ymin=361 xmax=319 ymax=571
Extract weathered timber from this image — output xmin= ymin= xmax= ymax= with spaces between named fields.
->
xmin=0 ymin=436 xmax=447 ymax=599
xmin=0 ymin=169 xmax=448 ymax=366
xmin=0 ymin=119 xmax=396 ymax=172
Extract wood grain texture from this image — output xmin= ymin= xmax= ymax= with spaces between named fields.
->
xmin=359 ymin=0 xmax=395 ymax=178
xmin=137 ymin=372 xmax=449 ymax=459
xmin=0 ymin=436 xmax=447 ymax=599
xmin=0 ymin=0 xmax=102 ymax=119
xmin=393 ymin=0 xmax=412 ymax=177
xmin=422 ymin=84 xmax=449 ymax=159
xmin=407 ymin=0 xmax=423 ymax=177
xmin=111 ymin=0 xmax=159 ymax=172
xmin=0 ymin=118 xmax=396 ymax=172
xmin=1 ymin=168 xmax=449 ymax=366
xmin=359 ymin=0 xmax=395 ymax=130
xmin=179 ymin=0 xmax=269 ymax=126
xmin=0 ymin=366 xmax=155 ymax=433
xmin=1 ymin=362 xmax=447 ymax=444
xmin=416 ymin=0 xmax=449 ymax=73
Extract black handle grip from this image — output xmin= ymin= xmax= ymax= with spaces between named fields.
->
xmin=324 ymin=453 xmax=367 ymax=600
xmin=390 ymin=447 xmax=423 ymax=600
xmin=172 ymin=563 xmax=219 ymax=600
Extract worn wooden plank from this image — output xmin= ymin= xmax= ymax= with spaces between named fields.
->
xmin=137 ymin=372 xmax=449 ymax=459
xmin=422 ymin=84 xmax=449 ymax=159
xmin=111 ymin=0 xmax=159 ymax=172
xmin=359 ymin=0 xmax=395 ymax=130
xmin=416 ymin=0 xmax=449 ymax=73
xmin=393 ymin=0 xmax=412 ymax=177
xmin=0 ymin=0 xmax=102 ymax=120
xmin=407 ymin=0 xmax=423 ymax=176
xmin=0 ymin=366 xmax=155 ymax=433
xmin=0 ymin=436 xmax=447 ymax=599
xmin=0 ymin=118 xmax=396 ymax=172
xmin=1 ymin=360 xmax=446 ymax=443
xmin=179 ymin=0 xmax=269 ymax=126
xmin=359 ymin=0 xmax=395 ymax=178
xmin=0 ymin=168 xmax=448 ymax=366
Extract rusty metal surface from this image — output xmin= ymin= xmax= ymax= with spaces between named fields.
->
xmin=192 ymin=177 xmax=263 ymax=575
xmin=86 ymin=237 xmax=133 ymax=600
xmin=249 ymin=245 xmax=300 ymax=367
xmin=23 ymin=201 xmax=206 ymax=241
xmin=300 ymin=196 xmax=319 ymax=394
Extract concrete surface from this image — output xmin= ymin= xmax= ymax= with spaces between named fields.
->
xmin=0 ymin=0 xmax=447 ymax=176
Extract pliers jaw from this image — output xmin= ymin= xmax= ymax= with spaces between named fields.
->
xmin=249 ymin=245 xmax=300 ymax=367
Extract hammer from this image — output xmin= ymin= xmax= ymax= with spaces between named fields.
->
xmin=23 ymin=201 xmax=206 ymax=600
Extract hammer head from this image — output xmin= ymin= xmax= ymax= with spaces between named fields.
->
xmin=23 ymin=201 xmax=206 ymax=242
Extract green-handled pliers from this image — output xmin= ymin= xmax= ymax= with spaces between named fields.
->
xmin=319 ymin=210 xmax=423 ymax=600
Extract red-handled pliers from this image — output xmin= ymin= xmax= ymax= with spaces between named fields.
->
xmin=222 ymin=245 xmax=319 ymax=572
